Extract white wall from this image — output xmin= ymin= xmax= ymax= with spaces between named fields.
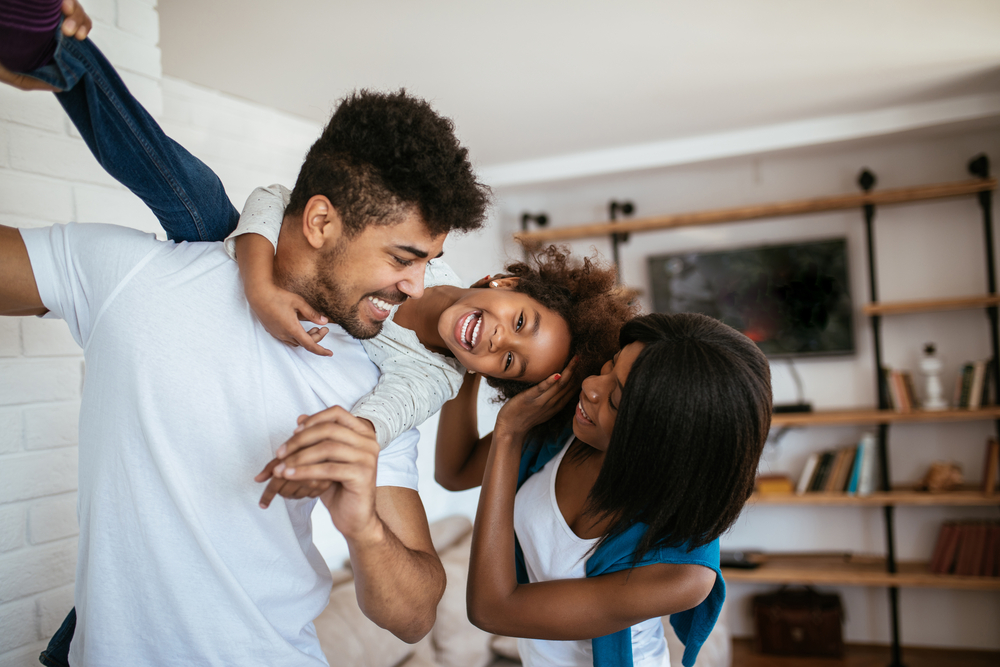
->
xmin=491 ymin=122 xmax=1000 ymax=650
xmin=2 ymin=0 xmax=998 ymax=661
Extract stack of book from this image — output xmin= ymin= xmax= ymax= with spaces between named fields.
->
xmin=795 ymin=433 xmax=878 ymax=496
xmin=880 ymin=367 xmax=918 ymax=413
xmin=955 ymin=358 xmax=996 ymax=409
xmin=929 ymin=520 xmax=1000 ymax=577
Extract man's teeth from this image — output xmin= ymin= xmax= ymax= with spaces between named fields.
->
xmin=368 ymin=296 xmax=392 ymax=312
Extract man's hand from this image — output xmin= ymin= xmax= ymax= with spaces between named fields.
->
xmin=257 ymin=406 xmax=381 ymax=540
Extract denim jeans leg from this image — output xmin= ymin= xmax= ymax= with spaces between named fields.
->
xmin=20 ymin=26 xmax=239 ymax=242
xmin=38 ymin=607 xmax=75 ymax=667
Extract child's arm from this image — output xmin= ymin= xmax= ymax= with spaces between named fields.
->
xmin=229 ymin=185 xmax=331 ymax=356
xmin=465 ymin=368 xmax=717 ymax=641
xmin=353 ymin=336 xmax=466 ymax=448
xmin=434 ymin=373 xmax=494 ymax=490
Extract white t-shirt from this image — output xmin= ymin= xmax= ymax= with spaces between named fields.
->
xmin=227 ymin=185 xmax=467 ymax=448
xmin=513 ymin=437 xmax=669 ymax=667
xmin=21 ymin=223 xmax=419 ymax=667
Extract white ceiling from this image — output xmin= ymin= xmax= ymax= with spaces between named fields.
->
xmin=159 ymin=0 xmax=1000 ymax=178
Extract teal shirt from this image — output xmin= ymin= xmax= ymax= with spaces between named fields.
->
xmin=514 ymin=426 xmax=725 ymax=667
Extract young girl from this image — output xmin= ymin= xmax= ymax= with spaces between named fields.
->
xmin=435 ymin=312 xmax=772 ymax=667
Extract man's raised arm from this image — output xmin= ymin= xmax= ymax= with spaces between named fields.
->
xmin=256 ymin=406 xmax=446 ymax=642
xmin=0 ymin=226 xmax=47 ymax=316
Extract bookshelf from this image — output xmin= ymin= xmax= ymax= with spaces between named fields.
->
xmin=515 ymin=155 xmax=998 ymax=666
xmin=722 ymin=555 xmax=1000 ymax=592
xmin=771 ymin=406 xmax=1000 ymax=427
xmin=750 ymin=488 xmax=1000 ymax=507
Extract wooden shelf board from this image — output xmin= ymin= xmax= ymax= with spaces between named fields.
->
xmin=749 ymin=488 xmax=1000 ymax=506
xmin=723 ymin=555 xmax=1000 ymax=590
xmin=864 ymin=294 xmax=1000 ymax=316
xmin=771 ymin=406 xmax=1000 ymax=427
xmin=514 ymin=177 xmax=996 ymax=245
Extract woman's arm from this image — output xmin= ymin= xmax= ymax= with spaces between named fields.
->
xmin=466 ymin=372 xmax=717 ymax=640
xmin=434 ymin=372 xmax=494 ymax=490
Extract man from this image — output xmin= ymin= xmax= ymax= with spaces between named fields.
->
xmin=0 ymin=4 xmax=490 ymax=665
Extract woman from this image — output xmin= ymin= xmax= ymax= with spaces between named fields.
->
xmin=435 ymin=312 xmax=772 ymax=667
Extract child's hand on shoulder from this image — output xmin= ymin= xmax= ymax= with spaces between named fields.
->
xmin=246 ymin=281 xmax=332 ymax=357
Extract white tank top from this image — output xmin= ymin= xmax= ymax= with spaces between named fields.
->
xmin=512 ymin=437 xmax=669 ymax=667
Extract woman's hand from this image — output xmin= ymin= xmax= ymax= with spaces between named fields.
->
xmin=245 ymin=280 xmax=332 ymax=357
xmin=494 ymin=357 xmax=578 ymax=440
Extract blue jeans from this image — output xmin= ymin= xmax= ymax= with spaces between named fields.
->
xmin=20 ymin=26 xmax=242 ymax=667
xmin=23 ymin=24 xmax=239 ymax=242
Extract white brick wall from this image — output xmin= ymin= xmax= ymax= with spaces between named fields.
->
xmin=0 ymin=1 xmax=323 ymax=662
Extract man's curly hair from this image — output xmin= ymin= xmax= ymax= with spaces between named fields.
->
xmin=286 ymin=89 xmax=490 ymax=237
xmin=485 ymin=246 xmax=640 ymax=433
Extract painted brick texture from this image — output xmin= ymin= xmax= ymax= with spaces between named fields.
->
xmin=0 ymin=1 xmax=321 ymax=661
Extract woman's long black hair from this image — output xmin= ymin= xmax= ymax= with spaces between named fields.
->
xmin=585 ymin=312 xmax=772 ymax=560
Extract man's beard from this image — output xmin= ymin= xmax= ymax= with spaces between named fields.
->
xmin=295 ymin=241 xmax=406 ymax=340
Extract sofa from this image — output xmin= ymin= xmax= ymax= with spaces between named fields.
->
xmin=312 ymin=515 xmax=732 ymax=667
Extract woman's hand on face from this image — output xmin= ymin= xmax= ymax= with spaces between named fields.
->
xmin=495 ymin=357 xmax=578 ymax=439
xmin=245 ymin=281 xmax=332 ymax=357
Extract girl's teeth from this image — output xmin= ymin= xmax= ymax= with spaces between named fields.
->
xmin=462 ymin=314 xmax=474 ymax=346
xmin=471 ymin=318 xmax=481 ymax=346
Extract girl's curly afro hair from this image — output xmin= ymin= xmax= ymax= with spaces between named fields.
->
xmin=485 ymin=245 xmax=640 ymax=432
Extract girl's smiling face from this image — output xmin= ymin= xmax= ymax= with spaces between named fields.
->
xmin=572 ymin=341 xmax=645 ymax=451
xmin=437 ymin=284 xmax=571 ymax=383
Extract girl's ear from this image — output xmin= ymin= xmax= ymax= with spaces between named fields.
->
xmin=489 ymin=275 xmax=520 ymax=289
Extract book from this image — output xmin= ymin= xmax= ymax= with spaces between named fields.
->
xmin=755 ymin=474 xmax=794 ymax=495
xmin=886 ymin=368 xmax=905 ymax=412
xmin=935 ymin=521 xmax=963 ymax=574
xmin=845 ymin=442 xmax=864 ymax=495
xmin=856 ymin=433 xmax=879 ymax=496
xmin=982 ymin=523 xmax=996 ymax=577
xmin=810 ymin=451 xmax=836 ymax=492
xmin=968 ymin=359 xmax=987 ymax=410
xmin=796 ymin=453 xmax=820 ymax=495
xmin=983 ymin=437 xmax=999 ymax=495
xmin=954 ymin=523 xmax=976 ymax=576
xmin=958 ymin=363 xmax=975 ymax=408
xmin=982 ymin=360 xmax=997 ymax=407
xmin=827 ymin=446 xmax=857 ymax=493
xmin=878 ymin=367 xmax=896 ymax=410
xmin=901 ymin=371 xmax=918 ymax=412
xmin=930 ymin=522 xmax=958 ymax=574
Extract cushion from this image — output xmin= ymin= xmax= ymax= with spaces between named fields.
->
xmin=490 ymin=635 xmax=520 ymax=661
xmin=431 ymin=531 xmax=496 ymax=667
xmin=314 ymin=577 xmax=416 ymax=667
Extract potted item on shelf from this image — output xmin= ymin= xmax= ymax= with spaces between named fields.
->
xmin=918 ymin=461 xmax=963 ymax=493
xmin=919 ymin=343 xmax=948 ymax=410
